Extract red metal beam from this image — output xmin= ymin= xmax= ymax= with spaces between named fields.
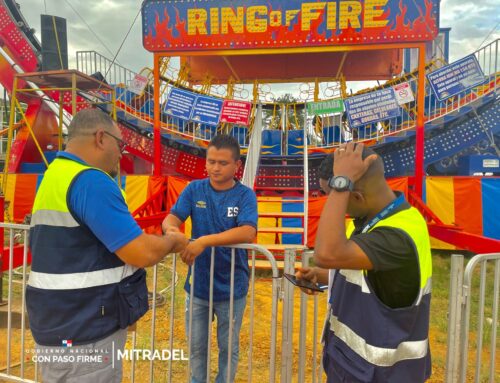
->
xmin=429 ymin=225 xmax=500 ymax=254
xmin=414 ymin=43 xmax=426 ymax=198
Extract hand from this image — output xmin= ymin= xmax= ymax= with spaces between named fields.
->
xmin=166 ymin=232 xmax=189 ymax=253
xmin=333 ymin=142 xmax=378 ymax=183
xmin=295 ymin=267 xmax=319 ymax=296
xmin=163 ymin=225 xmax=181 ymax=234
xmin=181 ymin=238 xmax=207 ymax=266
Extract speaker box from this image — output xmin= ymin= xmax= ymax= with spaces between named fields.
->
xmin=41 ymin=14 xmax=68 ymax=71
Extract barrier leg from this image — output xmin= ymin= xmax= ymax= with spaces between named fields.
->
xmin=445 ymin=254 xmax=464 ymax=383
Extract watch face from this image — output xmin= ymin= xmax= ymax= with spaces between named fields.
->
xmin=334 ymin=177 xmax=348 ymax=189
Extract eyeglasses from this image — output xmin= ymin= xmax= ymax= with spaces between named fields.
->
xmin=103 ymin=131 xmax=127 ymax=153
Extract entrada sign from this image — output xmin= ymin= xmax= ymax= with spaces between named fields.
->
xmin=142 ymin=0 xmax=439 ymax=53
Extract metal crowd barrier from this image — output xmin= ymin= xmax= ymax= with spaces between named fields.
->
xmin=128 ymin=243 xmax=281 ymax=383
xmin=446 ymin=252 xmax=500 ymax=383
xmin=0 ymin=229 xmax=285 ymax=383
xmin=0 ymin=222 xmax=34 ymax=383
xmin=281 ymin=249 xmax=327 ymax=383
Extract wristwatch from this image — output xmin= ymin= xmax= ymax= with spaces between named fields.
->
xmin=328 ymin=176 xmax=354 ymax=192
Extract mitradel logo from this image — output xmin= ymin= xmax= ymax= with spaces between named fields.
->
xmin=117 ymin=349 xmax=189 ymax=361
xmin=26 ymin=346 xmax=188 ymax=365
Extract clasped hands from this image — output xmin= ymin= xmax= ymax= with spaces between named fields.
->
xmin=164 ymin=226 xmax=206 ymax=266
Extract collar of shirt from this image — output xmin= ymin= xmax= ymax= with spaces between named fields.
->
xmin=352 ymin=191 xmax=410 ymax=234
xmin=56 ymin=151 xmax=89 ymax=166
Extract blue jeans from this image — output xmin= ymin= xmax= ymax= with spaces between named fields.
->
xmin=185 ymin=294 xmax=246 ymax=383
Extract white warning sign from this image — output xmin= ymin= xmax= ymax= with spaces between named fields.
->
xmin=393 ymin=82 xmax=415 ymax=105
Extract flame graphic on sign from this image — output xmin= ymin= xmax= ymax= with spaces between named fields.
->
xmin=143 ymin=0 xmax=438 ymax=52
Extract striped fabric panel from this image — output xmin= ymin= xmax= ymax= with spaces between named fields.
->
xmin=426 ymin=177 xmax=456 ymax=250
xmin=482 ymin=178 xmax=500 ymax=240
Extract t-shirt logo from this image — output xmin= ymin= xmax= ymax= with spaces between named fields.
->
xmin=196 ymin=201 xmax=207 ymax=209
xmin=227 ymin=207 xmax=239 ymax=217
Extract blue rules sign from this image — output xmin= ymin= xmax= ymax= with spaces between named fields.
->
xmin=344 ymin=88 xmax=401 ymax=128
xmin=164 ymin=88 xmax=197 ymax=120
xmin=427 ymin=55 xmax=485 ymax=102
xmin=191 ymin=95 xmax=224 ymax=126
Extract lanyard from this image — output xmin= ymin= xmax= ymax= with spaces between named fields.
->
xmin=361 ymin=193 xmax=406 ymax=234
xmin=327 ymin=194 xmax=406 ymax=307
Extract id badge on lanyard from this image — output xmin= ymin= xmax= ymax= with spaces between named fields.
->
xmin=361 ymin=193 xmax=406 ymax=233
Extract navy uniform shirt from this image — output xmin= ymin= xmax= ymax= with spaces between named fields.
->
xmin=170 ymin=178 xmax=258 ymax=301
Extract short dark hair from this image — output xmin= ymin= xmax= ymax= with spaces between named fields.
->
xmin=67 ymin=108 xmax=115 ymax=140
xmin=319 ymin=154 xmax=333 ymax=180
xmin=318 ymin=145 xmax=382 ymax=181
xmin=208 ymin=134 xmax=241 ymax=161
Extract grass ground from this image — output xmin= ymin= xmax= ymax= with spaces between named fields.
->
xmin=1 ymin=252 xmax=499 ymax=382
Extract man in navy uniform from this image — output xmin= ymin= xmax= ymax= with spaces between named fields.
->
xmin=298 ymin=143 xmax=432 ymax=382
xmin=27 ymin=109 xmax=188 ymax=382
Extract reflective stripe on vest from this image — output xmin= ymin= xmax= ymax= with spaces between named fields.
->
xmin=29 ymin=264 xmax=137 ymax=290
xmin=328 ymin=313 xmax=429 ymax=367
xmin=27 ymin=156 xmax=135 ymax=345
xmin=29 ymin=157 xmax=131 ymax=289
xmin=30 ymin=209 xmax=79 ymax=227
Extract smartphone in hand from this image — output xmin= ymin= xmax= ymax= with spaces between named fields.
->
xmin=283 ymin=273 xmax=328 ymax=292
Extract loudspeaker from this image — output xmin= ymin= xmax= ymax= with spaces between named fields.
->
xmin=90 ymin=72 xmax=108 ymax=85
xmin=41 ymin=15 xmax=68 ymax=71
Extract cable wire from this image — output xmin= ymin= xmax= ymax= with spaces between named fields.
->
xmin=63 ymin=0 xmax=120 ymax=64
xmin=476 ymin=21 xmax=500 ymax=51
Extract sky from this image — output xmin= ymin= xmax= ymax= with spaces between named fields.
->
xmin=15 ymin=0 xmax=500 ymax=97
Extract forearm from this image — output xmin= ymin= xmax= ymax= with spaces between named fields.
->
xmin=314 ymin=191 xmax=350 ymax=268
xmin=162 ymin=214 xmax=182 ymax=233
xmin=117 ymin=232 xmax=187 ymax=268
xmin=198 ymin=226 xmax=256 ymax=248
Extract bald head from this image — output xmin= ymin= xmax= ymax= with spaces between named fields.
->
xmin=67 ymin=109 xmax=115 ymax=141
xmin=65 ymin=109 xmax=123 ymax=178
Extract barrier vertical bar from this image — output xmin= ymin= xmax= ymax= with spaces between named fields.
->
xmin=313 ymin=293 xmax=320 ymax=383
xmin=130 ymin=330 xmax=136 ymax=383
xmin=20 ymin=230 xmax=29 ymax=379
xmin=473 ymin=262 xmax=487 ymax=382
xmin=445 ymin=254 xmax=464 ymax=383
xmin=188 ymin=263 xmax=196 ymax=381
xmin=206 ymin=248 xmax=216 ymax=383
xmin=298 ymin=251 xmax=309 ymax=382
xmin=247 ymin=250 xmax=256 ymax=383
xmin=167 ymin=254 xmax=177 ymax=383
xmin=281 ymin=249 xmax=295 ymax=383
xmin=488 ymin=260 xmax=499 ymax=383
xmin=6 ymin=229 xmax=14 ymax=374
xmin=226 ymin=249 xmax=236 ymax=383
xmin=269 ymin=252 xmax=279 ymax=383
xmin=149 ymin=264 xmax=158 ymax=382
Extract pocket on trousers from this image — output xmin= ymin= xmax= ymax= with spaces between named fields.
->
xmin=117 ymin=269 xmax=149 ymax=328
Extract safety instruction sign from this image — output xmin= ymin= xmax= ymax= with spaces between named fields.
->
xmin=164 ymin=88 xmax=197 ymax=120
xmin=220 ymin=100 xmax=252 ymax=126
xmin=427 ymin=55 xmax=485 ymax=101
xmin=344 ymin=88 xmax=401 ymax=128
xmin=191 ymin=95 xmax=224 ymax=126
